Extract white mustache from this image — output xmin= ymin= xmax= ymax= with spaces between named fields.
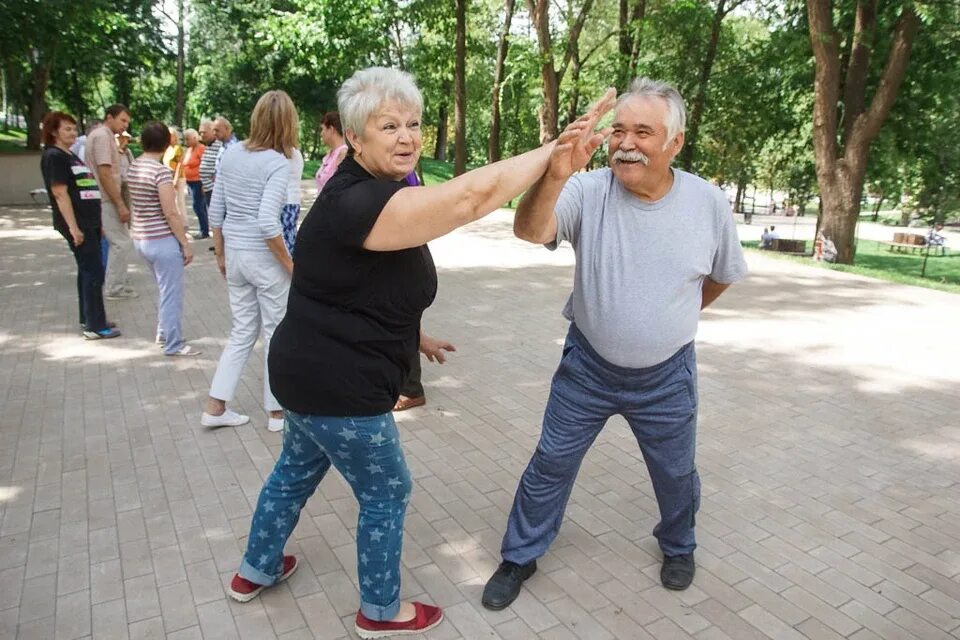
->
xmin=612 ymin=150 xmax=650 ymax=165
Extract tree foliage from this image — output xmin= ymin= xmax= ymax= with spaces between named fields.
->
xmin=1 ymin=0 xmax=956 ymax=235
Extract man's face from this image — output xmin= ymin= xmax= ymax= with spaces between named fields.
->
xmin=213 ymin=121 xmax=230 ymax=141
xmin=105 ymin=112 xmax=130 ymax=135
xmin=608 ymin=96 xmax=683 ymax=195
xmin=199 ymin=126 xmax=214 ymax=143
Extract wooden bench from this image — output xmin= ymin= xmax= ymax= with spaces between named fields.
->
xmin=881 ymin=232 xmax=946 ymax=256
xmin=771 ymin=239 xmax=807 ymax=254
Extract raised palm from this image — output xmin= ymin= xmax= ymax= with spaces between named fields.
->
xmin=548 ymin=87 xmax=617 ymax=180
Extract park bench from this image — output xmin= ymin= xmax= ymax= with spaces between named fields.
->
xmin=881 ymin=232 xmax=946 ymax=256
xmin=771 ymin=238 xmax=807 ymax=254
xmin=30 ymin=188 xmax=49 ymax=204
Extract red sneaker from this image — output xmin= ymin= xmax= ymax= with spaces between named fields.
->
xmin=355 ymin=602 xmax=443 ymax=638
xmin=227 ymin=555 xmax=298 ymax=602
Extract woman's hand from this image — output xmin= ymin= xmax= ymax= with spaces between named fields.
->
xmin=181 ymin=242 xmax=194 ymax=266
xmin=68 ymin=225 xmax=84 ymax=246
xmin=547 ymin=87 xmax=617 ymax=180
xmin=420 ymin=334 xmax=456 ymax=363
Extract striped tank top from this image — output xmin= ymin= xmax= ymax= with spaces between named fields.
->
xmin=128 ymin=157 xmax=174 ymax=240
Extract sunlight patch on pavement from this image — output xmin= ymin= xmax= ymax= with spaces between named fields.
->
xmin=40 ymin=335 xmax=157 ymax=363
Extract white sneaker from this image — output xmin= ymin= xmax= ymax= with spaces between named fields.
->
xmin=201 ymin=410 xmax=250 ymax=428
xmin=267 ymin=416 xmax=284 ymax=432
xmin=105 ymin=288 xmax=139 ymax=300
xmin=166 ymin=344 xmax=202 ymax=357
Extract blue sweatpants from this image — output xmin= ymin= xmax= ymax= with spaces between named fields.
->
xmin=501 ymin=324 xmax=700 ymax=563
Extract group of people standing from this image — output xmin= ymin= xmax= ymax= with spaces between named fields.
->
xmin=42 ymin=66 xmax=747 ymax=639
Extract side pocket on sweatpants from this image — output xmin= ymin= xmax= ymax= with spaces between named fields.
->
xmin=690 ymin=468 xmax=701 ymax=528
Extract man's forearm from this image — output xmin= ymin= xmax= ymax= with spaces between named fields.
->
xmin=701 ymin=278 xmax=731 ymax=310
xmin=514 ymin=174 xmax=565 ymax=243
xmin=96 ymin=168 xmax=124 ymax=205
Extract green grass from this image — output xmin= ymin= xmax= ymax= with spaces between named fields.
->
xmin=0 ymin=127 xmax=28 ymax=152
xmin=744 ymin=239 xmax=960 ymax=293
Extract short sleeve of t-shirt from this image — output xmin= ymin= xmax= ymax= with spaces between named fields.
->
xmin=44 ymin=151 xmax=73 ymax=187
xmin=327 ymin=178 xmax=406 ymax=248
xmin=154 ymin=165 xmax=173 ymax=188
xmin=86 ymin=129 xmax=114 ymax=168
xmin=549 ymin=175 xmax=585 ymax=250
xmin=709 ymin=194 xmax=749 ymax=284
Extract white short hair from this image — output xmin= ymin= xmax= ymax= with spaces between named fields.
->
xmin=618 ymin=77 xmax=687 ymax=146
xmin=184 ymin=128 xmax=198 ymax=140
xmin=198 ymin=118 xmax=213 ymax=130
xmin=337 ymin=67 xmax=423 ymax=138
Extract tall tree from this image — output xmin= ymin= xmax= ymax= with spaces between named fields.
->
xmin=618 ymin=0 xmax=646 ymax=89
xmin=525 ymin=0 xmax=595 ymax=142
xmin=454 ymin=0 xmax=468 ymax=175
xmin=488 ymin=0 xmax=516 ymax=162
xmin=680 ymin=0 xmax=746 ymax=171
xmin=807 ymin=0 xmax=919 ymax=263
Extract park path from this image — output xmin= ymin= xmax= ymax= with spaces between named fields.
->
xmin=1 ymin=196 xmax=959 ymax=639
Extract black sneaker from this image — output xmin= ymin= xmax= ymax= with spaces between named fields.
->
xmin=481 ymin=560 xmax=536 ymax=610
xmin=660 ymin=552 xmax=695 ymax=590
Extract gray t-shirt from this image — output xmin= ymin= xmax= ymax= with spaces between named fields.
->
xmin=550 ymin=167 xmax=747 ymax=368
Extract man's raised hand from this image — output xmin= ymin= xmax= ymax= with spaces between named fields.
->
xmin=548 ymin=87 xmax=617 ymax=180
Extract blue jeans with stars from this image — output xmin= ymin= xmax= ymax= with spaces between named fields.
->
xmin=239 ymin=409 xmax=412 ymax=620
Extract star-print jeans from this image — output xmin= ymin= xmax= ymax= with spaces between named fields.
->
xmin=238 ymin=409 xmax=412 ymax=621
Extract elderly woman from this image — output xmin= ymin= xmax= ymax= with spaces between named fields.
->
xmin=127 ymin=121 xmax=199 ymax=356
xmin=201 ymin=90 xmax=296 ymax=432
xmin=226 ymin=67 xmax=614 ymax=638
xmin=39 ymin=110 xmax=120 ymax=340
xmin=313 ymin=111 xmax=347 ymax=193
xmin=180 ymin=128 xmax=208 ymax=239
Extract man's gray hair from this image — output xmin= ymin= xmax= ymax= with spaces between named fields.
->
xmin=214 ymin=116 xmax=232 ymax=132
xmin=619 ymin=77 xmax=687 ymax=145
xmin=198 ymin=118 xmax=213 ymax=130
xmin=337 ymin=67 xmax=423 ymax=138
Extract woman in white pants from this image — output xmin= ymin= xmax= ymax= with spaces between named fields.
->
xmin=202 ymin=90 xmax=297 ymax=432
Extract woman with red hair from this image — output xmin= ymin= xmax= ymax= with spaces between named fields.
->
xmin=39 ymin=111 xmax=120 ymax=339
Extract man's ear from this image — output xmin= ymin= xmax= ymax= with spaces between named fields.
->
xmin=669 ymin=131 xmax=685 ymax=158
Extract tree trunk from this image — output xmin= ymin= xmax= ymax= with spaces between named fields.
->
xmin=454 ymin=0 xmax=468 ymax=175
xmin=26 ymin=62 xmax=49 ymax=150
xmin=527 ymin=0 xmax=559 ymax=142
xmin=618 ymin=0 xmax=646 ymax=89
xmin=175 ymin=0 xmax=185 ymax=127
xmin=871 ymin=192 xmax=883 ymax=221
xmin=680 ymin=0 xmax=726 ymax=171
xmin=735 ymin=175 xmax=747 ymax=214
xmin=807 ymin=0 xmax=919 ymax=263
xmin=489 ymin=0 xmax=516 ymax=163
xmin=434 ymin=101 xmax=448 ymax=162
xmin=566 ymin=49 xmax=582 ymax=126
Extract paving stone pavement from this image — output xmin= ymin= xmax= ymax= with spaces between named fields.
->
xmin=1 ymin=196 xmax=959 ymax=640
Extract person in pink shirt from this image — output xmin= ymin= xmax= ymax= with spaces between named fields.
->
xmin=314 ymin=111 xmax=347 ymax=193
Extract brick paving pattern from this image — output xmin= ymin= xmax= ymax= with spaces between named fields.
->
xmin=1 ymin=195 xmax=959 ymax=639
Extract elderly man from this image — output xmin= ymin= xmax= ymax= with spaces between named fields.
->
xmin=197 ymin=117 xmax=229 ymax=209
xmin=85 ymin=104 xmax=137 ymax=299
xmin=481 ymin=78 xmax=748 ymax=610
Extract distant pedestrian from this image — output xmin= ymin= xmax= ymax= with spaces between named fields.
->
xmin=313 ymin=111 xmax=347 ymax=193
xmin=202 ymin=91 xmax=296 ymax=432
xmin=86 ymin=104 xmax=138 ymax=299
xmin=39 ymin=110 xmax=120 ymax=340
xmin=128 ymin=121 xmax=200 ymax=357
xmin=181 ymin=128 xmax=209 ymax=239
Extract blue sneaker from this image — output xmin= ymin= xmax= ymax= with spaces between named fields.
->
xmin=83 ymin=327 xmax=122 ymax=340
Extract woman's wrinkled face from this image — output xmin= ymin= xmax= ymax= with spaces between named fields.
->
xmin=348 ymin=100 xmax=422 ymax=181
xmin=55 ymin=121 xmax=78 ymax=147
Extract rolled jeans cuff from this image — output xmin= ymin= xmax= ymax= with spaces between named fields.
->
xmin=239 ymin=558 xmax=277 ymax=586
xmin=360 ymin=597 xmax=401 ymax=622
